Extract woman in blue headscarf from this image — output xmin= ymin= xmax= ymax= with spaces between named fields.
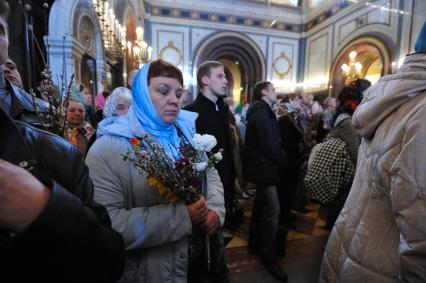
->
xmin=85 ymin=60 xmax=225 ymax=283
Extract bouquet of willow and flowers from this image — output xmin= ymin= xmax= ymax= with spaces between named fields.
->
xmin=122 ymin=132 xmax=223 ymax=265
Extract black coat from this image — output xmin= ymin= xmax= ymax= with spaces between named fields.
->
xmin=0 ymin=109 xmax=125 ymax=283
xmin=243 ymin=100 xmax=287 ymax=186
xmin=7 ymin=79 xmax=50 ymax=127
xmin=277 ymin=114 xmax=307 ymax=168
xmin=184 ymin=94 xmax=236 ymax=204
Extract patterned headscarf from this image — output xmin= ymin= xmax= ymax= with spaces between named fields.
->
xmin=103 ymin=87 xmax=132 ymax=118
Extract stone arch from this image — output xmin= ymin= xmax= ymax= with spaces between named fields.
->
xmin=192 ymin=31 xmax=266 ymax=101
xmin=329 ymin=36 xmax=391 ymax=97
xmin=48 ymin=0 xmax=104 ymax=92
xmin=114 ymin=0 xmax=144 ymax=25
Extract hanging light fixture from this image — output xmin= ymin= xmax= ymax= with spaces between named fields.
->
xmin=91 ymin=0 xmax=126 ymax=63
xmin=134 ymin=26 xmax=153 ymax=67
xmin=341 ymin=51 xmax=363 ymax=84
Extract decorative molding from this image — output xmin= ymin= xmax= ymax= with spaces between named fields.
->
xmin=367 ymin=5 xmax=391 ymax=25
xmin=193 ymin=31 xmax=266 ymax=76
xmin=159 ymin=41 xmax=183 ymax=66
xmin=272 ymin=52 xmax=293 ymax=79
xmin=78 ymin=16 xmax=96 ymax=55
xmin=191 ymin=28 xmax=218 ymax=53
xmin=304 ymin=0 xmax=355 ymax=32
xmin=192 ymin=31 xmax=267 ymax=94
xmin=150 ymin=0 xmax=301 ymax=21
xmin=307 ymin=33 xmax=329 ymax=79
xmin=150 ymin=5 xmax=300 ymax=33
xmin=267 ymin=37 xmax=298 ymax=92
xmin=147 ymin=1 xmax=362 ymax=34
xmin=154 ymin=28 xmax=187 ymax=70
xmin=338 ymin=5 xmax=391 ymax=45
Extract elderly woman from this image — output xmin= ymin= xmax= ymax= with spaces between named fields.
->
xmin=103 ymin=87 xmax=132 ymax=118
xmin=85 ymin=60 xmax=225 ymax=283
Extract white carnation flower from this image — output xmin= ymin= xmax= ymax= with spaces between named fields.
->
xmin=192 ymin=134 xmax=204 ymax=151
xmin=214 ymin=152 xmax=222 ymax=162
xmin=194 ymin=162 xmax=208 ymax=172
xmin=192 ymin=134 xmax=217 ymax=152
xmin=202 ymin=134 xmax=217 ymax=152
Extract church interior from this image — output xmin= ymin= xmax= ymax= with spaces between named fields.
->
xmin=5 ymin=0 xmax=425 ymax=282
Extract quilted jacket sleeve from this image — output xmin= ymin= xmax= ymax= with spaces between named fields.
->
xmin=389 ymin=104 xmax=426 ymax=282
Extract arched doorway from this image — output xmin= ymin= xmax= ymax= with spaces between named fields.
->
xmin=329 ymin=37 xmax=390 ymax=97
xmin=192 ymin=32 xmax=266 ymax=103
xmin=81 ymin=54 xmax=97 ymax=97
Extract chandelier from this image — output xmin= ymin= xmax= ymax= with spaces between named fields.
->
xmin=341 ymin=51 xmax=363 ymax=84
xmin=127 ymin=26 xmax=153 ymax=68
xmin=92 ymin=0 xmax=126 ymax=62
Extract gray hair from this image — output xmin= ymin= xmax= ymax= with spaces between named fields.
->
xmin=323 ymin=97 xmax=336 ymax=107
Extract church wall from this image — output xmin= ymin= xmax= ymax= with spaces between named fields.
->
xmin=303 ymin=0 xmax=420 ymax=94
xmin=47 ymin=0 xmax=144 ymax=92
xmin=43 ymin=0 xmax=424 ymax=97
xmin=149 ymin=11 xmax=301 ymax=93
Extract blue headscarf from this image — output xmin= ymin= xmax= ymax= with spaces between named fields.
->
xmin=97 ymin=62 xmax=198 ymax=160
xmin=415 ymin=21 xmax=426 ymax=53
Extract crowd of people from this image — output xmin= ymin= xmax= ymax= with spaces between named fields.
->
xmin=1 ymin=0 xmax=425 ymax=281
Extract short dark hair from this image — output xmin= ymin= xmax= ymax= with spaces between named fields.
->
xmin=252 ymin=81 xmax=271 ymax=101
xmin=0 ymin=0 xmax=9 ymax=20
xmin=79 ymin=84 xmax=87 ymax=92
xmin=148 ymin=59 xmax=183 ymax=86
xmin=196 ymin=61 xmax=224 ymax=89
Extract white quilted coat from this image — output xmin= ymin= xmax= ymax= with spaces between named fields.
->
xmin=320 ymin=53 xmax=426 ymax=282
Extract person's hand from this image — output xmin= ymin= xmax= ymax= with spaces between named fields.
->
xmin=186 ymin=196 xmax=207 ymax=225
xmin=0 ymin=159 xmax=50 ymax=233
xmin=200 ymin=210 xmax=220 ymax=235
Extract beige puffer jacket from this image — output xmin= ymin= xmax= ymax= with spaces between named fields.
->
xmin=320 ymin=53 xmax=426 ymax=282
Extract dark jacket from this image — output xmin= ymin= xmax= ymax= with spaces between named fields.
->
xmin=277 ymin=114 xmax=307 ymax=168
xmin=243 ymin=99 xmax=286 ymax=186
xmin=7 ymin=80 xmax=49 ymax=127
xmin=184 ymin=94 xmax=236 ymax=203
xmin=0 ymin=109 xmax=125 ymax=283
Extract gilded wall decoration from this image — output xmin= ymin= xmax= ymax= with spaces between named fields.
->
xmin=159 ymin=41 xmax=183 ymax=66
xmin=272 ymin=52 xmax=292 ymax=79
xmin=78 ymin=16 xmax=95 ymax=54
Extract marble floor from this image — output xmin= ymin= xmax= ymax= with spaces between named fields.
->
xmin=223 ymin=196 xmax=329 ymax=282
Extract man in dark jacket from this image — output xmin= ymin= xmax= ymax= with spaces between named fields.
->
xmin=276 ymin=102 xmax=308 ymax=255
xmin=0 ymin=1 xmax=49 ymax=126
xmin=0 ymin=107 xmax=125 ymax=282
xmin=244 ymin=81 xmax=288 ymax=282
xmin=0 ymin=2 xmax=125 ymax=281
xmin=184 ymin=61 xmax=232 ymax=283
